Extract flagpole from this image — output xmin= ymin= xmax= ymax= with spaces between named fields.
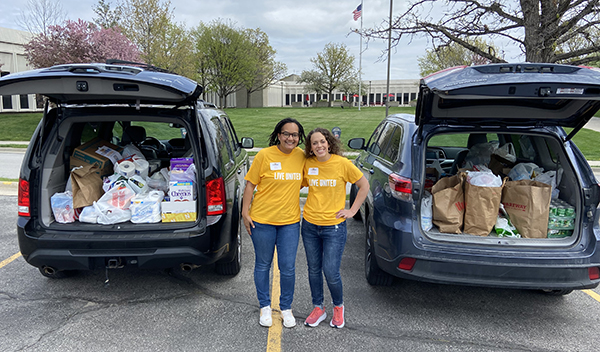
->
xmin=385 ymin=0 xmax=392 ymax=118
xmin=358 ymin=0 xmax=363 ymax=111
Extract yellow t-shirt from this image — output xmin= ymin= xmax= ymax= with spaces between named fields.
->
xmin=245 ymin=145 xmax=306 ymax=225
xmin=303 ymin=154 xmax=363 ymax=226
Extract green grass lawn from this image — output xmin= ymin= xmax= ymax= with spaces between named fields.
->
xmin=2 ymin=107 xmax=600 ymax=160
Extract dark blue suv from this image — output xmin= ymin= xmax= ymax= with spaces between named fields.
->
xmin=348 ymin=63 xmax=600 ymax=295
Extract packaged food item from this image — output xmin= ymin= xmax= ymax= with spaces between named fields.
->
xmin=547 ymin=199 xmax=576 ymax=238
xmin=130 ymin=190 xmax=164 ymax=223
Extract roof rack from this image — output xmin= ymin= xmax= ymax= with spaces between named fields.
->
xmin=105 ymin=59 xmax=174 ymax=73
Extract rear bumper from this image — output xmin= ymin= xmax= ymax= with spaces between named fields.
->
xmin=373 ymin=224 xmax=600 ymax=291
xmin=17 ymin=217 xmax=225 ymax=271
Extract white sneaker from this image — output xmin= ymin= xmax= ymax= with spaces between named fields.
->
xmin=260 ymin=306 xmax=272 ymax=327
xmin=281 ymin=309 xmax=296 ymax=328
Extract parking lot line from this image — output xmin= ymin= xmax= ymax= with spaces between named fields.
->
xmin=0 ymin=252 xmax=21 ymax=269
xmin=582 ymin=289 xmax=600 ymax=303
xmin=267 ymin=252 xmax=282 ymax=352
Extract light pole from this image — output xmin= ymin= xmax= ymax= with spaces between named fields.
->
xmin=369 ymin=80 xmax=372 ymax=106
xmin=281 ymin=81 xmax=284 ymax=107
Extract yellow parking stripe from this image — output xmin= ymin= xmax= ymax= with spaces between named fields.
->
xmin=266 ymin=252 xmax=282 ymax=352
xmin=583 ymin=289 xmax=600 ymax=303
xmin=0 ymin=252 xmax=21 ymax=269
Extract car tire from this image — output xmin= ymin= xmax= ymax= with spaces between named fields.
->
xmin=364 ymin=217 xmax=393 ymax=286
xmin=38 ymin=266 xmax=74 ymax=279
xmin=349 ymin=185 xmax=362 ymax=221
xmin=541 ymin=289 xmax=573 ymax=296
xmin=215 ymin=226 xmax=242 ymax=276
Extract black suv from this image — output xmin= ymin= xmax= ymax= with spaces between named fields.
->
xmin=349 ymin=63 xmax=600 ymax=294
xmin=0 ymin=63 xmax=253 ymax=278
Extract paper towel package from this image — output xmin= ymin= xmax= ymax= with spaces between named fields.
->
xmin=130 ymin=191 xmax=164 ymax=223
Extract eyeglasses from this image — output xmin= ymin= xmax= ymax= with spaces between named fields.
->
xmin=280 ymin=131 xmax=299 ymax=139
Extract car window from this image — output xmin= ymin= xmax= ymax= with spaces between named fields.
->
xmin=382 ymin=124 xmax=403 ymax=163
xmin=211 ymin=117 xmax=234 ymax=170
xmin=367 ymin=122 xmax=387 ymax=155
xmin=221 ymin=116 xmax=240 ymax=155
xmin=372 ymin=123 xmax=396 ymax=159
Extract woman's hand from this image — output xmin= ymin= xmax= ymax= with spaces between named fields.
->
xmin=242 ymin=180 xmax=256 ymax=235
xmin=242 ymin=210 xmax=255 ymax=236
xmin=335 ymin=209 xmax=356 ymax=219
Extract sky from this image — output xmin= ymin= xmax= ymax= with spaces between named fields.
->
xmin=0 ymin=0 xmax=434 ymax=80
xmin=0 ymin=0 xmax=525 ymax=81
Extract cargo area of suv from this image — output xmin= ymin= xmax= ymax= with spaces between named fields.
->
xmin=423 ymin=130 xmax=583 ymax=246
xmin=0 ymin=63 xmax=251 ymax=278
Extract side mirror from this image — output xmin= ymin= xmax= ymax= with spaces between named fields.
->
xmin=241 ymin=137 xmax=254 ymax=149
xmin=347 ymin=138 xmax=365 ymax=150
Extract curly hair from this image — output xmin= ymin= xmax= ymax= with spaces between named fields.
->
xmin=268 ymin=117 xmax=306 ymax=146
xmin=304 ymin=127 xmax=342 ymax=157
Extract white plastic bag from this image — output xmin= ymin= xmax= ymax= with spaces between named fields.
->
xmin=508 ymin=163 xmax=543 ymax=181
xmin=51 ymin=191 xmax=75 ymax=223
xmin=464 ymin=141 xmax=499 ymax=169
xmin=97 ymin=180 xmax=135 ymax=209
xmin=94 ymin=201 xmax=131 ymax=225
xmin=466 ymin=171 xmax=503 ymax=187
xmin=79 ymin=205 xmax=99 ymax=224
xmin=421 ymin=191 xmax=433 ymax=231
xmin=493 ymin=143 xmax=517 ymax=163
xmin=170 ymin=163 xmax=197 ymax=183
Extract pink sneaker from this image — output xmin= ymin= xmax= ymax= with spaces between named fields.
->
xmin=304 ymin=306 xmax=327 ymax=327
xmin=330 ymin=305 xmax=345 ymax=328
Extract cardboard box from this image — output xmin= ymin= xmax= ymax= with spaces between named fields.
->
xmin=168 ymin=181 xmax=195 ymax=202
xmin=70 ymin=138 xmax=123 ymax=177
xmin=161 ymin=200 xmax=197 ymax=222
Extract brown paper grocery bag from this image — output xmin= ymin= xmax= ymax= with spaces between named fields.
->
xmin=71 ymin=164 xmax=104 ymax=209
xmin=432 ymin=173 xmax=465 ymax=234
xmin=464 ymin=178 xmax=506 ymax=236
xmin=501 ymin=180 xmax=551 ymax=238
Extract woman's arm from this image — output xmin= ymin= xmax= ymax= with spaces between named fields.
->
xmin=336 ymin=176 xmax=369 ymax=219
xmin=242 ymin=180 xmax=256 ymax=235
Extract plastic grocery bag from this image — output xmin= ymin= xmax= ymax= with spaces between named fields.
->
xmin=97 ymin=180 xmax=135 ymax=209
xmin=170 ymin=163 xmax=196 ymax=183
xmin=464 ymin=141 xmax=499 ymax=169
xmin=508 ymin=163 xmax=543 ymax=181
xmin=79 ymin=205 xmax=99 ymax=224
xmin=534 ymin=169 xmax=563 ymax=199
xmin=494 ymin=204 xmax=520 ymax=238
xmin=130 ymin=190 xmax=164 ymax=223
xmin=93 ymin=201 xmax=131 ymax=225
xmin=51 ymin=191 xmax=75 ymax=223
xmin=421 ymin=191 xmax=433 ymax=231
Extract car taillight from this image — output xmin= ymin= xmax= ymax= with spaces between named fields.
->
xmin=18 ymin=179 xmax=31 ymax=217
xmin=398 ymin=257 xmax=416 ymax=271
xmin=389 ymin=173 xmax=412 ymax=201
xmin=206 ymin=177 xmax=226 ymax=216
xmin=589 ymin=267 xmax=600 ymax=281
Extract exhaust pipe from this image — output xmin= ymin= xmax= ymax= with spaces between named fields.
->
xmin=180 ymin=263 xmax=195 ymax=271
xmin=42 ymin=266 xmax=56 ymax=276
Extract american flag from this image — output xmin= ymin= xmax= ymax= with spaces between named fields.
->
xmin=353 ymin=4 xmax=362 ymax=21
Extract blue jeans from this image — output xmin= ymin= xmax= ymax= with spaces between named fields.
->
xmin=250 ymin=221 xmax=300 ymax=310
xmin=301 ymin=219 xmax=347 ymax=307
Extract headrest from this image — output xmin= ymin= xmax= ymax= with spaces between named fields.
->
xmin=122 ymin=126 xmax=146 ymax=145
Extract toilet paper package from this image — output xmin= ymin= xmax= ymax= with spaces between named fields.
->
xmin=116 ymin=160 xmax=136 ymax=178
xmin=130 ymin=190 xmax=164 ymax=223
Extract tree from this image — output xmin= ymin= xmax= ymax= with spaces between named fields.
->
xmin=193 ymin=20 xmax=255 ymax=108
xmin=23 ymin=19 xmax=141 ymax=68
xmin=16 ymin=0 xmax=67 ymax=35
xmin=298 ymin=43 xmax=356 ymax=107
xmin=363 ymin=0 xmax=600 ymax=65
xmin=92 ymin=0 xmax=122 ymax=29
xmin=337 ymin=77 xmax=362 ymax=108
xmin=418 ymin=38 xmax=501 ymax=76
xmin=240 ymin=28 xmax=287 ymax=108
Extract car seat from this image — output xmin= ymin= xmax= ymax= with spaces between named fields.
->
xmin=121 ymin=125 xmax=158 ymax=160
xmin=450 ymin=134 xmax=488 ymax=175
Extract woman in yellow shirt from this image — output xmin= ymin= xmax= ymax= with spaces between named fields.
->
xmin=301 ymin=127 xmax=369 ymax=329
xmin=242 ymin=118 xmax=306 ymax=329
